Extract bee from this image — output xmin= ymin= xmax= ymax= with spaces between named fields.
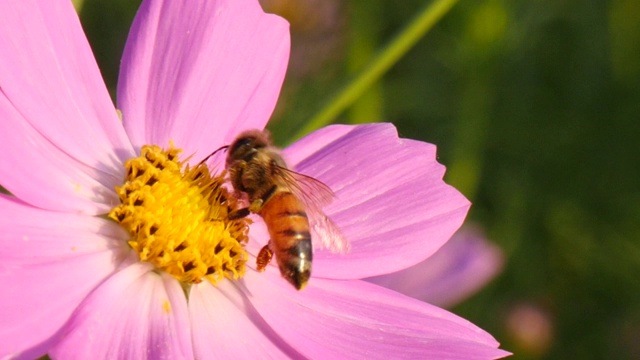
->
xmin=220 ymin=129 xmax=349 ymax=290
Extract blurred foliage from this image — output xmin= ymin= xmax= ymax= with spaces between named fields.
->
xmin=78 ymin=0 xmax=639 ymax=358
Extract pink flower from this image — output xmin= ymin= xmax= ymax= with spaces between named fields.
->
xmin=0 ymin=0 xmax=509 ymax=359
xmin=367 ymin=225 xmax=505 ymax=308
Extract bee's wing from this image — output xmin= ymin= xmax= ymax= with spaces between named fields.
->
xmin=309 ymin=212 xmax=351 ymax=254
xmin=275 ymin=166 xmax=350 ymax=254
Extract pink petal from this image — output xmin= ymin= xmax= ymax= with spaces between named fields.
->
xmin=189 ymin=280 xmax=296 ymax=359
xmin=366 ymin=226 xmax=505 ymax=308
xmin=282 ymin=125 xmax=357 ymax=164
xmin=0 ymin=97 xmax=121 ymax=214
xmin=0 ymin=0 xmax=134 ymax=209
xmin=0 ymin=195 xmax=129 ymax=359
xmin=118 ymin=0 xmax=290 ymax=160
xmin=280 ymin=123 xmax=470 ymax=279
xmin=243 ymin=270 xmax=510 ymax=359
xmin=50 ymin=263 xmax=194 ymax=360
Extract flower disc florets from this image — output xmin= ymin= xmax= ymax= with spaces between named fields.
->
xmin=109 ymin=145 xmax=250 ymax=285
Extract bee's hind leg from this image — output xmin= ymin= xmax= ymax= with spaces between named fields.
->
xmin=256 ymin=241 xmax=274 ymax=272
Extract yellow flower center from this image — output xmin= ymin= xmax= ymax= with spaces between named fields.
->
xmin=109 ymin=145 xmax=250 ymax=285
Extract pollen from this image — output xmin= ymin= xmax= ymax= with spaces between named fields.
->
xmin=109 ymin=145 xmax=251 ymax=285
xmin=163 ymin=300 xmax=171 ymax=314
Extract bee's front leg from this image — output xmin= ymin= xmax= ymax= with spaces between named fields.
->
xmin=228 ymin=197 xmax=264 ymax=220
xmin=249 ymin=198 xmax=264 ymax=213
xmin=228 ymin=207 xmax=250 ymax=220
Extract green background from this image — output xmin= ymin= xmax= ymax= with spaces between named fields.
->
xmin=75 ymin=0 xmax=640 ymax=358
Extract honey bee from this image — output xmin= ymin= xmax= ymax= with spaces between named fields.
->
xmin=221 ymin=129 xmax=349 ymax=290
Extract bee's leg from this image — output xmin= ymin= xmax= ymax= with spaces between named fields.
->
xmin=249 ymin=198 xmax=264 ymax=213
xmin=228 ymin=197 xmax=263 ymax=220
xmin=228 ymin=207 xmax=250 ymax=220
xmin=256 ymin=241 xmax=273 ymax=272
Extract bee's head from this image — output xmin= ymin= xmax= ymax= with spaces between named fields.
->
xmin=226 ymin=130 xmax=271 ymax=165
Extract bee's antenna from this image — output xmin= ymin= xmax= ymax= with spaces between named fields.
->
xmin=198 ymin=145 xmax=229 ymax=166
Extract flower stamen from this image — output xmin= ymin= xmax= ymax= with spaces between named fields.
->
xmin=109 ymin=145 xmax=250 ymax=284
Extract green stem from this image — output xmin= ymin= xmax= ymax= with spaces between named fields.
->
xmin=347 ymin=0 xmax=385 ymax=124
xmin=294 ymin=0 xmax=460 ymax=139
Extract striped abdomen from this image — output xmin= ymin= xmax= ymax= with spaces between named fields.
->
xmin=259 ymin=191 xmax=313 ymax=290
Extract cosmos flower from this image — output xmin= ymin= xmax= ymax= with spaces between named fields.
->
xmin=0 ymin=0 xmax=509 ymax=359
xmin=367 ymin=225 xmax=505 ymax=308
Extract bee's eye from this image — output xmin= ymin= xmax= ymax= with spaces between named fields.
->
xmin=230 ymin=137 xmax=254 ymax=154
